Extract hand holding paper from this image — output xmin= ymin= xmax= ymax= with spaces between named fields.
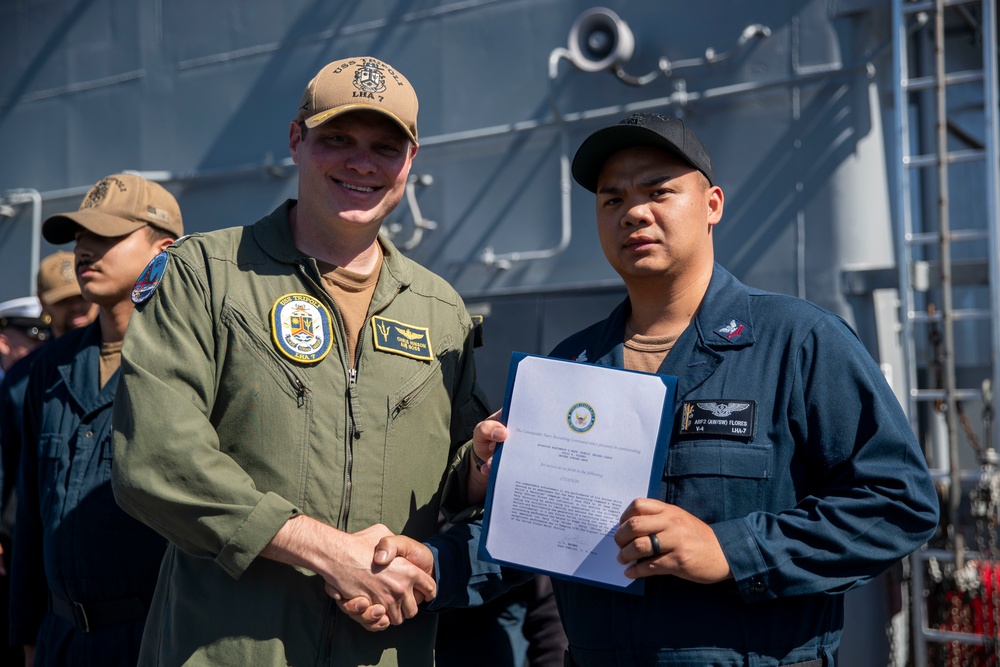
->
xmin=614 ymin=497 xmax=732 ymax=583
xmin=467 ymin=412 xmax=506 ymax=504
xmin=481 ymin=353 xmax=676 ymax=592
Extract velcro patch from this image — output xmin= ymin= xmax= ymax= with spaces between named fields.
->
xmin=371 ymin=316 xmax=433 ymax=361
xmin=271 ymin=293 xmax=334 ymax=364
xmin=678 ymin=400 xmax=755 ymax=439
xmin=131 ymin=251 xmax=169 ymax=304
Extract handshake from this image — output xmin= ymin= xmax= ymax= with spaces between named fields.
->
xmin=299 ymin=418 xmax=505 ymax=633
xmin=327 ymin=524 xmax=437 ymax=633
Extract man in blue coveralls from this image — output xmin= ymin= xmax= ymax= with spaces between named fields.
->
xmin=10 ymin=173 xmax=182 ymax=666
xmin=0 ymin=251 xmax=97 ymax=666
xmin=357 ymin=112 xmax=941 ymax=666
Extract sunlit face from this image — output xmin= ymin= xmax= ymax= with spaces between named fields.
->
xmin=289 ymin=110 xmax=416 ymax=234
xmin=595 ymin=146 xmax=723 ymax=284
xmin=73 ymin=228 xmax=171 ymax=308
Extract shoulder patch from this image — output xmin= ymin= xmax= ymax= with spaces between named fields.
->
xmin=131 ymin=251 xmax=170 ymax=304
xmin=270 ymin=293 xmax=334 ymax=364
xmin=371 ymin=316 xmax=434 ymax=361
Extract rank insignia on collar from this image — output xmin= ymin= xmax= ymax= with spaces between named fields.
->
xmin=371 ymin=316 xmax=433 ymax=361
xmin=271 ymin=293 xmax=333 ymax=364
xmin=714 ymin=319 xmax=749 ymax=343
xmin=131 ymin=251 xmax=169 ymax=304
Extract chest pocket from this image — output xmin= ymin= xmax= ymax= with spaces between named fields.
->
xmin=220 ymin=297 xmax=309 ymax=402
xmin=665 ymin=440 xmax=772 ymax=523
xmin=215 ymin=298 xmax=312 ymax=488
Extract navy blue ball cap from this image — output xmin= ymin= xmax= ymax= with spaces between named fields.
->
xmin=571 ymin=112 xmax=715 ymax=192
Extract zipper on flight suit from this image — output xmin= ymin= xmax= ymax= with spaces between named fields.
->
xmin=295 ymin=261 xmax=381 ymax=666
xmin=282 ymin=366 xmax=308 ymax=407
xmin=294 ymin=263 xmax=361 ymax=531
xmin=339 ymin=282 xmax=403 ymax=528
xmin=224 ymin=303 xmax=310 ymax=405
xmin=391 ymin=390 xmax=418 ymax=419
xmin=340 ymin=367 xmax=361 ymax=531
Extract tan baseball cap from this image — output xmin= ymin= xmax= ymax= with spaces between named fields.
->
xmin=296 ymin=57 xmax=419 ymax=144
xmin=42 ymin=173 xmax=184 ymax=245
xmin=36 ymin=250 xmax=81 ymax=306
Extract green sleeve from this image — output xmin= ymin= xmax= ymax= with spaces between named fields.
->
xmin=111 ymin=249 xmax=299 ymax=580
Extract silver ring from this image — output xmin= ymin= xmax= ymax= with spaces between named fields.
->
xmin=649 ymin=533 xmax=661 ymax=557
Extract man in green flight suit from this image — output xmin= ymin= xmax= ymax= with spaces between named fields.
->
xmin=111 ymin=55 xmax=491 ymax=666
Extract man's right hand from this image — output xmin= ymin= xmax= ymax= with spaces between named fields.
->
xmin=261 ymin=516 xmax=436 ymax=625
xmin=338 ymin=534 xmax=436 ymax=632
xmin=471 ymin=412 xmax=507 ymax=476
xmin=467 ymin=412 xmax=507 ymax=504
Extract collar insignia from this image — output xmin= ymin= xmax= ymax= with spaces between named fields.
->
xmin=131 ymin=251 xmax=169 ymax=304
xmin=371 ymin=316 xmax=433 ymax=361
xmin=271 ymin=293 xmax=333 ymax=364
xmin=714 ymin=319 xmax=749 ymax=343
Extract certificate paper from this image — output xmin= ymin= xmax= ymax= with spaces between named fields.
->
xmin=481 ymin=353 xmax=676 ymax=593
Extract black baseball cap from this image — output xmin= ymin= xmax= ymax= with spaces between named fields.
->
xmin=571 ymin=112 xmax=715 ymax=192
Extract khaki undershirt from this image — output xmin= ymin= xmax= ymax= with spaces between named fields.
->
xmin=315 ymin=247 xmax=383 ymax=366
xmin=623 ymin=321 xmax=678 ymax=374
xmin=99 ymin=340 xmax=123 ymax=389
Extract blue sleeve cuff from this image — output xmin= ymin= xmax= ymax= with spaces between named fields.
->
xmin=712 ymin=517 xmax=773 ymax=602
xmin=424 ymin=520 xmax=532 ymax=610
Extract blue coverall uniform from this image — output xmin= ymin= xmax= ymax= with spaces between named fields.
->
xmin=526 ymin=265 xmax=938 ymax=666
xmin=0 ymin=347 xmax=38 ymax=665
xmin=0 ymin=349 xmax=34 ymax=522
xmin=11 ymin=322 xmax=165 ymax=666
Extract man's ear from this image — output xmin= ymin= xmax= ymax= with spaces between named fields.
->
xmin=706 ymin=186 xmax=724 ymax=227
xmin=289 ymin=121 xmax=304 ymax=164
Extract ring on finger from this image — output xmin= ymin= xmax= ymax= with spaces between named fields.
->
xmin=471 ymin=448 xmax=488 ymax=472
xmin=649 ymin=533 xmax=661 ymax=557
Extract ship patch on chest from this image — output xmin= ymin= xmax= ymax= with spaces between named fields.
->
xmin=270 ymin=293 xmax=333 ymax=364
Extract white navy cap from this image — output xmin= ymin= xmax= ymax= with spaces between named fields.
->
xmin=0 ymin=296 xmax=51 ymax=341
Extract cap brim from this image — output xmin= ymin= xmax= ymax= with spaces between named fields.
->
xmin=40 ymin=283 xmax=81 ymax=307
xmin=42 ymin=209 xmax=148 ymax=245
xmin=304 ymin=105 xmax=418 ymax=145
xmin=571 ymin=125 xmax=694 ymax=193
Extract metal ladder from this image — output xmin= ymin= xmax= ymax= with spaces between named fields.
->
xmin=891 ymin=0 xmax=1000 ymax=663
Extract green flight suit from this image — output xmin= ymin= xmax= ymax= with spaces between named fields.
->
xmin=112 ymin=201 xmax=488 ymax=666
